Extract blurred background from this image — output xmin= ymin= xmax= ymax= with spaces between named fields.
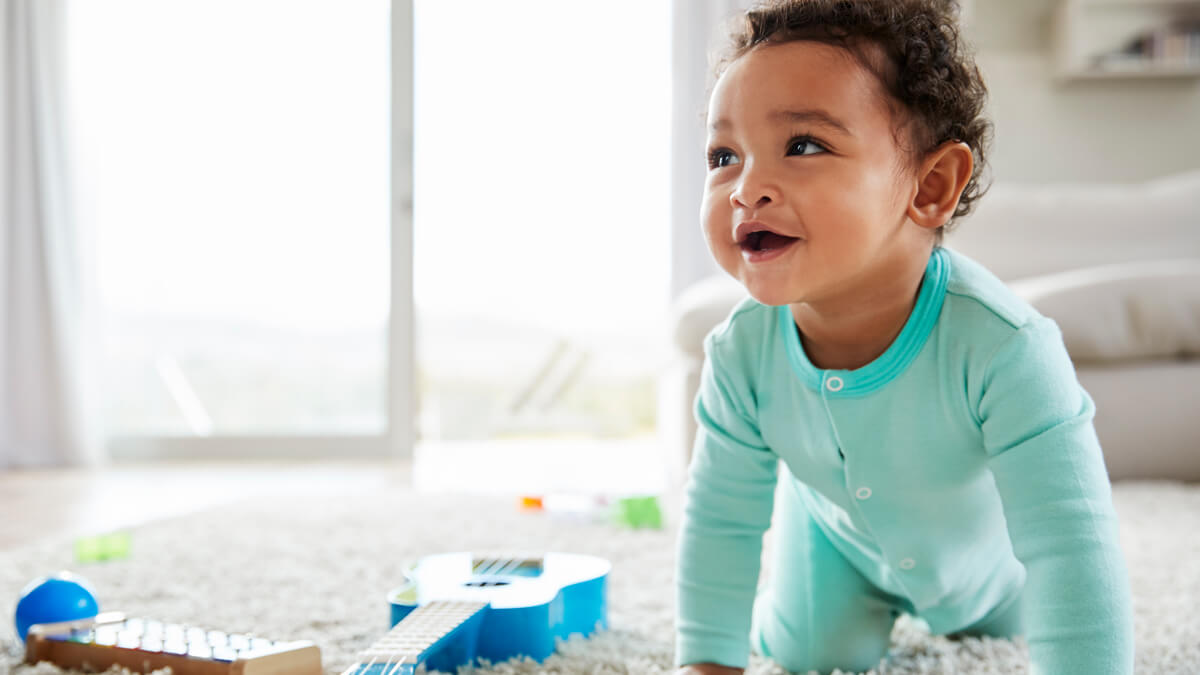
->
xmin=1 ymin=0 xmax=1197 ymax=496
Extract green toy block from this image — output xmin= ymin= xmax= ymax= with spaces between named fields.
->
xmin=74 ymin=531 xmax=131 ymax=563
xmin=612 ymin=496 xmax=663 ymax=530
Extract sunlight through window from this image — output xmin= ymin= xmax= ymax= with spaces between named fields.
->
xmin=68 ymin=0 xmax=390 ymax=437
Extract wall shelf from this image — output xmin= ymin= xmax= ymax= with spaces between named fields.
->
xmin=1058 ymin=64 xmax=1200 ymax=79
xmin=1053 ymin=0 xmax=1200 ymax=82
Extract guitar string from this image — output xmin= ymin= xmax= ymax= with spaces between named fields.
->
xmin=474 ymin=554 xmax=530 ymax=581
xmin=475 ymin=555 xmax=500 ymax=578
xmin=478 ymin=553 xmax=522 ymax=577
xmin=342 ymin=653 xmax=378 ymax=675
xmin=356 ymin=641 xmax=397 ymax=675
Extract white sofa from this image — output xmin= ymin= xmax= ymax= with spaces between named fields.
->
xmin=664 ymin=170 xmax=1200 ymax=484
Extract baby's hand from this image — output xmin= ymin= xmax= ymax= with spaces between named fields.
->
xmin=676 ymin=665 xmax=743 ymax=675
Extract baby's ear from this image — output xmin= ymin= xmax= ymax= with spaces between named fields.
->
xmin=907 ymin=141 xmax=973 ymax=231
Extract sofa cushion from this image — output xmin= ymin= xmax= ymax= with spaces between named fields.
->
xmin=1009 ymin=260 xmax=1200 ymax=363
xmin=670 ymin=274 xmax=746 ymax=358
xmin=1078 ymin=360 xmax=1200 ymax=481
xmin=947 ymin=171 xmax=1200 ymax=282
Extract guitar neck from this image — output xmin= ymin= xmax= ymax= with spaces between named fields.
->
xmin=342 ymin=600 xmax=488 ymax=675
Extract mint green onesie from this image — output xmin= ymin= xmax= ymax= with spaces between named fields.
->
xmin=675 ymin=247 xmax=1134 ymax=674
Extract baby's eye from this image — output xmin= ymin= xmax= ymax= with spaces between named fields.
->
xmin=787 ymin=137 xmax=827 ymax=156
xmin=707 ymin=148 xmax=739 ymax=170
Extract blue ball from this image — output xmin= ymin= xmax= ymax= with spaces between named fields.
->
xmin=14 ymin=572 xmax=100 ymax=642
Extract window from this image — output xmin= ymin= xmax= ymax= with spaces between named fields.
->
xmin=411 ymin=0 xmax=670 ymax=493
xmin=66 ymin=0 xmax=670 ymax=488
xmin=67 ymin=0 xmax=394 ymax=450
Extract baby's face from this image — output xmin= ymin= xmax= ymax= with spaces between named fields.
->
xmin=702 ymin=41 xmax=921 ymax=308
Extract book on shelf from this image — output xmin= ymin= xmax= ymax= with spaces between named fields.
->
xmin=1091 ymin=21 xmax=1200 ymax=72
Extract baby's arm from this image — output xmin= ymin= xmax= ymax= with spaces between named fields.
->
xmin=979 ymin=318 xmax=1134 ymax=675
xmin=675 ymin=344 xmax=778 ymax=671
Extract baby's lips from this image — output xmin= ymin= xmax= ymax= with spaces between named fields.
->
xmin=735 ymin=220 xmax=773 ymax=243
xmin=734 ymin=219 xmax=796 ymax=244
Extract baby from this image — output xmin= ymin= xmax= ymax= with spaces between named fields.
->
xmin=674 ymin=1 xmax=1134 ymax=674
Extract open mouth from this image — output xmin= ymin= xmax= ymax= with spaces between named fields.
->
xmin=740 ymin=230 xmax=800 ymax=253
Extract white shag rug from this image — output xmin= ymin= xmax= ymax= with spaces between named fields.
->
xmin=1 ymin=481 xmax=1197 ymax=675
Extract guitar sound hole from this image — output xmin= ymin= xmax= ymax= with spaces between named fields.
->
xmin=464 ymin=579 xmax=511 ymax=588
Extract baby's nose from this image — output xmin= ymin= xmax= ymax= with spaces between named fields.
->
xmin=730 ymin=165 xmax=780 ymax=208
xmin=731 ymin=186 xmax=774 ymax=209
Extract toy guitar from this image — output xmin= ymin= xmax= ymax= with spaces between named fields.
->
xmin=340 ymin=552 xmax=610 ymax=675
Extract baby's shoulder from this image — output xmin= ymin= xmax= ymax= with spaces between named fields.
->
xmin=940 ymin=248 xmax=1043 ymax=336
xmin=707 ymin=296 xmax=774 ymax=346
xmin=702 ymin=296 xmax=780 ymax=374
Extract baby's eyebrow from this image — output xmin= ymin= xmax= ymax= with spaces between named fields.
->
xmin=709 ymin=108 xmax=851 ymax=136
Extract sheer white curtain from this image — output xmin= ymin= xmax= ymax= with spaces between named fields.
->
xmin=1 ymin=0 xmax=99 ymax=468
xmin=661 ymin=0 xmax=752 ymax=486
xmin=669 ymin=0 xmax=752 ymax=299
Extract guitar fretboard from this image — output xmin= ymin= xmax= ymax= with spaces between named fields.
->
xmin=346 ymin=601 xmax=488 ymax=674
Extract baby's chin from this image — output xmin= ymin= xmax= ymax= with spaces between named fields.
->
xmin=715 ymin=259 xmax=809 ymax=307
xmin=739 ymin=280 xmax=804 ymax=308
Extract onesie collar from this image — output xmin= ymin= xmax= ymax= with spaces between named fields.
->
xmin=778 ymin=247 xmax=949 ymax=397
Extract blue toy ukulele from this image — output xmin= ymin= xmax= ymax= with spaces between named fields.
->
xmin=340 ymin=552 xmax=610 ymax=675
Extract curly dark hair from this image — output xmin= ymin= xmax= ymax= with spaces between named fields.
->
xmin=714 ymin=0 xmax=992 ymax=241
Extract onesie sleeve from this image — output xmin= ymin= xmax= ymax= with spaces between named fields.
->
xmin=675 ymin=336 xmax=778 ymax=669
xmin=979 ymin=317 xmax=1134 ymax=675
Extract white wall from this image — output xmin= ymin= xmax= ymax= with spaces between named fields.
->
xmin=967 ymin=0 xmax=1200 ymax=183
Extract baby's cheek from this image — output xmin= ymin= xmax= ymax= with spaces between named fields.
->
xmin=699 ymin=187 xmax=721 ymax=218
xmin=699 ymin=195 xmax=726 ymax=241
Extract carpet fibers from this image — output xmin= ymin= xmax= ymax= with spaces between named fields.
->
xmin=1 ymin=481 xmax=1197 ymax=674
